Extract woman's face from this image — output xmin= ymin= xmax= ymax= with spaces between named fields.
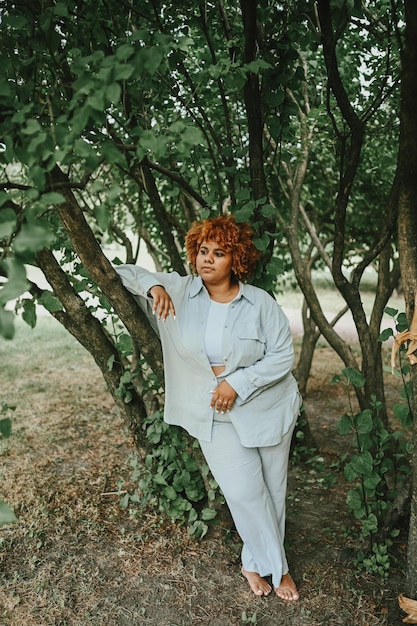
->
xmin=196 ymin=240 xmax=233 ymax=285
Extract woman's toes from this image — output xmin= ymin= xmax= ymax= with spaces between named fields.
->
xmin=241 ymin=567 xmax=272 ymax=596
xmin=275 ymin=573 xmax=299 ymax=601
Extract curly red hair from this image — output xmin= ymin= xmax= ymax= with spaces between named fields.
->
xmin=185 ymin=214 xmax=261 ymax=282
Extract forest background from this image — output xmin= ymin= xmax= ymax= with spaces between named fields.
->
xmin=1 ymin=1 xmax=417 ymax=624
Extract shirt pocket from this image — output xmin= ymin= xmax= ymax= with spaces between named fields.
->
xmin=235 ymin=326 xmax=266 ymax=364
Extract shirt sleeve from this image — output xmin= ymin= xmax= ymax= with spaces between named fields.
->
xmin=115 ymin=264 xmax=170 ymax=297
xmin=225 ymin=298 xmax=295 ymax=404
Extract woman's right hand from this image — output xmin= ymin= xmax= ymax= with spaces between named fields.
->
xmin=148 ymin=285 xmax=176 ymax=321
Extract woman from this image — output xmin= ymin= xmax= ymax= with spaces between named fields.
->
xmin=116 ymin=214 xmax=301 ymax=600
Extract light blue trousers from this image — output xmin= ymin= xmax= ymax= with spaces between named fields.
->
xmin=198 ymin=414 xmax=296 ymax=588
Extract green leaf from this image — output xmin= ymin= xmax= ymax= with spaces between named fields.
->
xmin=260 ymin=204 xmax=277 ymax=218
xmin=120 ymin=493 xmax=130 ymax=509
xmin=0 ymin=208 xmax=17 ymax=239
xmin=53 ymin=2 xmax=68 ymax=16
xmin=94 ymin=204 xmax=110 ymax=232
xmin=185 ymin=487 xmax=201 ymax=501
xmin=378 ymin=328 xmax=393 ymax=342
xmin=396 ymin=313 xmax=409 ymax=333
xmin=342 ymin=367 xmax=366 ymax=388
xmin=153 ymin=474 xmax=168 ymax=486
xmin=21 ymin=298 xmax=37 ymax=328
xmin=393 ymin=403 xmax=412 ymax=428
xmin=235 ymin=201 xmax=255 ymax=222
xmin=100 ymin=139 xmax=126 ymax=166
xmin=13 ymin=223 xmax=56 ymax=256
xmin=40 ymin=192 xmax=65 ymax=206
xmin=244 ymin=59 xmax=273 ymax=74
xmin=361 ymin=513 xmax=378 ymax=535
xmin=350 ymin=451 xmax=373 ymax=476
xmin=188 ymin=519 xmax=208 ymax=538
xmin=0 ymin=77 xmax=12 ymax=98
xmin=163 ymin=486 xmax=177 ymax=500
xmin=363 ymin=474 xmax=381 ymax=490
xmin=115 ymin=44 xmax=135 ymax=61
xmin=266 ymin=257 xmax=284 ymax=275
xmin=136 ymin=130 xmax=169 ymax=160
xmin=117 ymin=333 xmax=133 ymax=354
xmin=113 ymin=63 xmax=135 ymax=81
xmin=253 ymin=233 xmax=270 ymax=252
xmin=201 ymin=507 xmax=217 ymax=521
xmin=0 ymin=258 xmax=29 ymax=305
xmin=21 ymin=119 xmax=42 ymax=135
xmin=180 ymin=126 xmax=204 ymax=146
xmin=38 ymin=292 xmax=63 ymax=313
xmin=337 ymin=413 xmax=353 ymax=435
xmin=346 ymin=487 xmax=364 ymax=512
xmin=106 ymin=82 xmax=122 ymax=102
xmin=0 ymin=501 xmax=18 ymax=524
xmin=87 ymin=92 xmax=106 ymax=112
xmin=0 ymin=417 xmax=12 ymax=438
xmin=344 ymin=462 xmax=358 ymax=482
xmin=354 ymin=409 xmax=373 ymax=434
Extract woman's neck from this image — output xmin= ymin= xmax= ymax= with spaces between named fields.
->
xmin=205 ymin=282 xmax=239 ymax=303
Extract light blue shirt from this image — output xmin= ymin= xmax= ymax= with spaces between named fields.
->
xmin=116 ymin=265 xmax=301 ymax=446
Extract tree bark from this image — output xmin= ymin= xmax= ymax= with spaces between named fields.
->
xmin=239 ymin=0 xmax=268 ymax=204
xmin=134 ymin=161 xmax=188 ymax=276
xmin=397 ymin=0 xmax=417 ymax=598
xmin=36 ymin=248 xmax=149 ymax=448
xmin=315 ymin=0 xmax=398 ymax=420
xmin=48 ymin=165 xmax=164 ymax=384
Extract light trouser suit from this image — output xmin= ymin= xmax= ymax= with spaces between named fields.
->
xmin=198 ymin=411 xmax=297 ymax=588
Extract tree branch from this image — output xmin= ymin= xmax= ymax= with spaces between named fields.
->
xmin=48 ymin=164 xmax=164 ymax=383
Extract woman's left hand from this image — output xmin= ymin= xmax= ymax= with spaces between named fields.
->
xmin=210 ymin=380 xmax=238 ymax=413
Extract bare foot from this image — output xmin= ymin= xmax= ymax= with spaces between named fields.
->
xmin=274 ymin=572 xmax=299 ymax=601
xmin=241 ymin=567 xmax=272 ymax=596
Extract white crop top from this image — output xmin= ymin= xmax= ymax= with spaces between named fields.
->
xmin=204 ymin=300 xmax=230 ymax=366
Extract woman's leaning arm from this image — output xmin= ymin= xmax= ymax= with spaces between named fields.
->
xmin=115 ymin=265 xmax=177 ymax=321
xmin=115 ymin=264 xmax=164 ymax=297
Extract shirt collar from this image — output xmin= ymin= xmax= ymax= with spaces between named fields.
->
xmin=189 ymin=276 xmax=255 ymax=304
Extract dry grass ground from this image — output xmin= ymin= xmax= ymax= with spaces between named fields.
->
xmin=0 ymin=314 xmax=408 ymax=625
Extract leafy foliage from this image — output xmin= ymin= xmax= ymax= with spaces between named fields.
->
xmin=119 ymin=412 xmax=220 ymax=538
xmin=333 ymin=367 xmax=410 ymax=578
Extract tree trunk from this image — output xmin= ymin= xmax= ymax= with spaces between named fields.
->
xmin=313 ymin=0 xmax=398 ymax=423
xmin=36 ymin=248 xmax=150 ymax=449
xmin=294 ymin=299 xmax=321 ymax=397
xmin=49 ymin=165 xmax=164 ymax=383
xmin=397 ymin=0 xmax=417 ymax=599
xmin=239 ymin=0 xmax=268 ymax=203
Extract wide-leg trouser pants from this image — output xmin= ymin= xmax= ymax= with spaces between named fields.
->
xmin=198 ymin=416 xmax=296 ymax=588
